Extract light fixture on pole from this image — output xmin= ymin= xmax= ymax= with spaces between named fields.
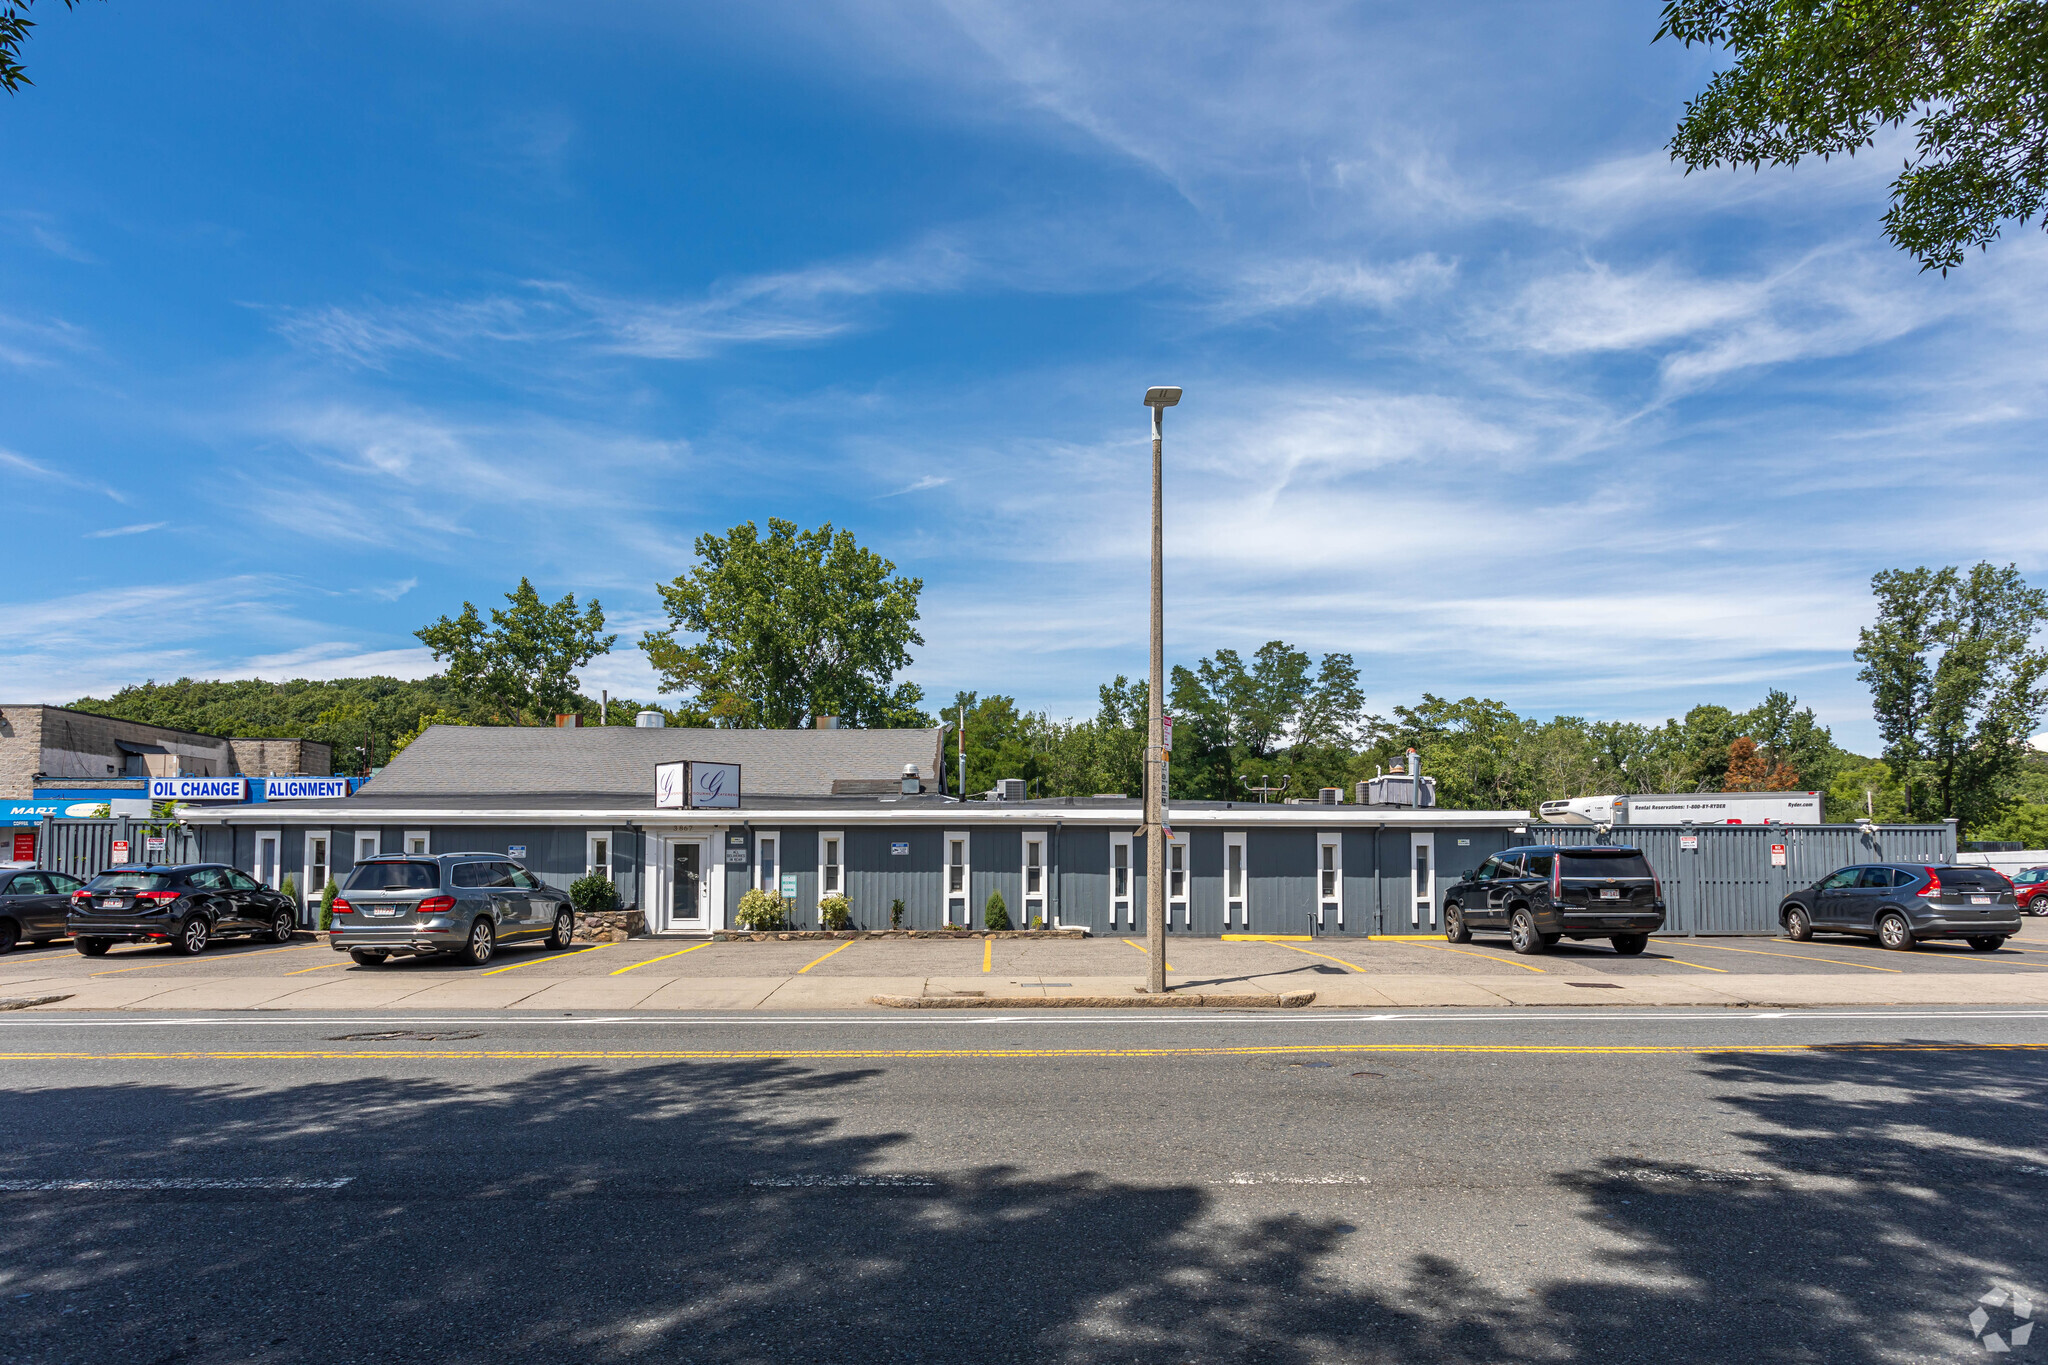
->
xmin=1141 ymin=385 xmax=1180 ymax=996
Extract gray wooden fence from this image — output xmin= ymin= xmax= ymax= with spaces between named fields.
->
xmin=34 ymin=817 xmax=201 ymax=882
xmin=1534 ymin=822 xmax=1959 ymax=935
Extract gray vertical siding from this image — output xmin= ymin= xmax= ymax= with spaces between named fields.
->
xmin=1248 ymin=829 xmax=1315 ymax=936
xmin=972 ymin=827 xmax=1022 ymax=929
xmin=844 ymin=826 xmax=943 ymax=929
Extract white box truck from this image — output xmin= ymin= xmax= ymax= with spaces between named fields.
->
xmin=1539 ymin=791 xmax=1824 ymax=826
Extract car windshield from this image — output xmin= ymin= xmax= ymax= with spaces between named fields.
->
xmin=1559 ymin=852 xmax=1653 ymax=879
xmin=86 ymin=872 xmax=173 ymax=893
xmin=342 ymin=860 xmax=440 ymax=892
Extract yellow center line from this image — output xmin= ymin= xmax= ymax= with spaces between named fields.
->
xmin=611 ymin=941 xmax=714 ymax=975
xmin=478 ymin=944 xmax=613 ymax=977
xmin=7 ymin=1042 xmax=2045 ymax=1064
xmin=1122 ymin=938 xmax=1173 ymax=972
xmin=796 ymin=940 xmax=855 ymax=975
xmin=1271 ymin=942 xmax=1367 ymax=974
xmin=983 ymin=938 xmax=992 ymax=973
xmin=1410 ymin=941 xmax=1545 ymax=974
xmin=1686 ymin=942 xmax=1902 ymax=972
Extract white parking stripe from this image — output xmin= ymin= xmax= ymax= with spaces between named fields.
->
xmin=0 ymin=1177 xmax=352 ymax=1191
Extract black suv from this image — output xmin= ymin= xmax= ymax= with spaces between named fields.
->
xmin=1778 ymin=864 xmax=2019 ymax=950
xmin=1444 ymin=844 xmax=1666 ymax=955
xmin=0 ymin=868 xmax=86 ymax=952
xmin=67 ymin=863 xmax=299 ymax=956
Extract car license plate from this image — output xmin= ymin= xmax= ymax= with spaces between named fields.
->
xmin=1599 ymin=889 xmax=1621 ymax=899
xmin=98 ymin=898 xmax=128 ymax=909
xmin=369 ymin=907 xmax=397 ymax=917
xmin=1971 ymin=895 xmax=1991 ymax=905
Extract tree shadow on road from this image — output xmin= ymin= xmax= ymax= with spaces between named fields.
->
xmin=0 ymin=1041 xmax=2043 ymax=1363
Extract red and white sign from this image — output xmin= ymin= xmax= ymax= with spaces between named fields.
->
xmin=110 ymin=839 xmax=129 ymax=861
xmin=11 ymin=831 xmax=33 ymax=862
xmin=1770 ymin=843 xmax=1787 ymax=867
xmin=1679 ymin=834 xmax=1698 ymax=850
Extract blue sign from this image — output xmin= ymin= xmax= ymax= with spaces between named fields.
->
xmin=508 ymin=845 xmax=528 ymax=860
xmin=260 ymin=777 xmax=352 ymax=801
xmin=149 ymin=777 xmax=248 ymax=802
xmin=891 ymin=841 xmax=910 ymax=856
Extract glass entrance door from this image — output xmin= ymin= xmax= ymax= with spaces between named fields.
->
xmin=671 ymin=840 xmax=707 ymax=929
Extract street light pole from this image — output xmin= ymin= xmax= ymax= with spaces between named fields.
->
xmin=1142 ymin=385 xmax=1181 ymax=997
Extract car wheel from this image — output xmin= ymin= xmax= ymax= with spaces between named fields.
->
xmin=547 ymin=908 xmax=575 ymax=950
xmin=74 ymin=938 xmax=110 ymax=956
xmin=1783 ymin=906 xmax=1813 ymax=941
xmin=1444 ymin=904 xmax=1472 ymax=944
xmin=1967 ymin=936 xmax=2006 ymax=952
xmin=0 ymin=920 xmax=17 ymax=954
xmin=267 ymin=909 xmax=297 ymax=944
xmin=348 ymin=949 xmax=390 ymax=966
xmin=462 ymin=917 xmax=495 ymax=966
xmin=1610 ymin=933 xmax=1648 ymax=955
xmin=172 ymin=916 xmax=211 ymax=955
xmin=1877 ymin=912 xmax=1915 ymax=950
xmin=1509 ymin=909 xmax=1545 ymax=955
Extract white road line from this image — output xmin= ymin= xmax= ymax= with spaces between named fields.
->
xmin=0 ymin=1177 xmax=353 ymax=1191
xmin=748 ymin=1175 xmax=936 ymax=1188
xmin=1225 ymin=1173 xmax=1374 ymax=1185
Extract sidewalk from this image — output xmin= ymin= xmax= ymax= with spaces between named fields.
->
xmin=11 ymin=970 xmax=2048 ymax=1011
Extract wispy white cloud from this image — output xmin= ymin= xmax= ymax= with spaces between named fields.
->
xmin=83 ymin=521 xmax=167 ymax=539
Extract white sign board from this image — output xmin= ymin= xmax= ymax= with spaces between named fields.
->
xmin=508 ymin=844 xmax=527 ymax=860
xmin=890 ymin=841 xmax=909 ymax=856
xmin=1680 ymin=834 xmax=1699 ymax=850
xmin=1770 ymin=843 xmax=1787 ymax=867
xmin=655 ymin=761 xmax=743 ymax=810
xmin=145 ymin=836 xmax=166 ymax=852
xmin=263 ymin=777 xmax=351 ymax=801
xmin=149 ymin=777 xmax=247 ymax=802
xmin=110 ymin=840 xmax=129 ymax=860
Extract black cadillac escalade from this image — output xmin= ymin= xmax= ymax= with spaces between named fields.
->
xmin=1443 ymin=844 xmax=1665 ymax=955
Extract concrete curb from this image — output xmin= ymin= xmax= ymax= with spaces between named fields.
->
xmin=871 ymin=991 xmax=1317 ymax=1009
xmin=0 ymin=994 xmax=73 ymax=1011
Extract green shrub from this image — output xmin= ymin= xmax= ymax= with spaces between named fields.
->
xmin=569 ymin=873 xmax=620 ymax=914
xmin=1030 ymin=915 xmax=1045 ymax=930
xmin=889 ymin=898 xmax=906 ymax=929
xmin=984 ymin=890 xmax=1011 ymax=931
xmin=281 ymin=874 xmax=298 ymax=905
xmin=318 ymin=878 xmax=338 ymax=931
xmin=735 ymin=887 xmax=793 ymax=930
xmin=819 ymin=894 xmax=853 ymax=930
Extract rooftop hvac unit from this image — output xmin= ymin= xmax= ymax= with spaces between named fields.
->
xmin=1357 ymin=775 xmax=1437 ymax=807
xmin=996 ymin=778 xmax=1027 ymax=802
xmin=1318 ymin=787 xmax=1342 ymax=805
xmin=634 ymin=710 xmax=665 ymax=728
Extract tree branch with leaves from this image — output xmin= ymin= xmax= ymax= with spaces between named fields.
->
xmin=415 ymin=578 xmax=615 ymax=726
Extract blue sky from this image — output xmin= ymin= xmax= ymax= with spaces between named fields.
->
xmin=5 ymin=2 xmax=2045 ymax=753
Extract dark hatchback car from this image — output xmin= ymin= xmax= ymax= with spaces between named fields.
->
xmin=67 ymin=863 xmax=299 ymax=956
xmin=1444 ymin=844 xmax=1665 ymax=955
xmin=1778 ymin=863 xmax=2020 ymax=950
xmin=0 ymin=868 xmax=86 ymax=952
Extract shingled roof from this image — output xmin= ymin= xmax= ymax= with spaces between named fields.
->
xmin=360 ymin=725 xmax=948 ymax=799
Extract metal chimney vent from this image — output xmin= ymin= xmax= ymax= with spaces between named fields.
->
xmin=901 ymin=763 xmax=921 ymax=796
xmin=634 ymin=710 xmax=664 ymax=728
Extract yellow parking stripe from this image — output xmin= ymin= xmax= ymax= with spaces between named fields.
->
xmin=478 ymin=944 xmax=612 ymax=976
xmin=1686 ymin=942 xmax=1902 ymax=972
xmin=1412 ymin=942 xmax=1545 ymax=974
xmin=1367 ymin=935 xmax=1447 ymax=941
xmin=610 ymin=942 xmax=714 ymax=975
xmin=1123 ymin=938 xmax=1173 ymax=972
xmin=7 ymin=1042 xmax=2046 ymax=1064
xmin=285 ymin=959 xmax=350 ymax=976
xmin=983 ymin=938 xmax=992 ymax=973
xmin=1647 ymin=952 xmax=1730 ymax=973
xmin=1271 ymin=942 xmax=1367 ymax=973
xmin=1223 ymin=933 xmax=1312 ymax=942
xmin=796 ymin=940 xmax=854 ymax=975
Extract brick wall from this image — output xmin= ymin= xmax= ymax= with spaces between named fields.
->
xmin=0 ymin=706 xmax=47 ymax=799
xmin=229 ymin=738 xmax=335 ymax=776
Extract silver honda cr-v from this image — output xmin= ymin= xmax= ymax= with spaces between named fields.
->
xmin=328 ymin=853 xmax=573 ymax=966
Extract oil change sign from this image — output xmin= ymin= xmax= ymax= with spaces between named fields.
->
xmin=148 ymin=778 xmax=248 ymax=802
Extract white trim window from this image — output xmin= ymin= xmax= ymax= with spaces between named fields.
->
xmin=1317 ymin=832 xmax=1342 ymax=929
xmin=1109 ymin=832 xmax=1134 ymax=930
xmin=755 ymin=831 xmax=781 ymax=897
xmin=303 ymin=831 xmax=331 ymax=908
xmin=403 ymin=830 xmax=430 ymax=856
xmin=945 ymin=832 xmax=970 ymax=926
xmin=586 ymin=831 xmax=612 ymax=880
xmin=355 ymin=831 xmax=380 ymax=865
xmin=1021 ymin=832 xmax=1047 ymax=926
xmin=1411 ymin=832 xmax=1436 ymax=929
xmin=1224 ymin=832 xmax=1248 ymax=931
xmin=255 ymin=830 xmax=282 ymax=889
xmin=1167 ymin=834 xmax=1188 ymax=931
xmin=818 ymin=831 xmax=844 ymax=901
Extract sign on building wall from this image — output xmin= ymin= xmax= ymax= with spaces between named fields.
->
xmin=148 ymin=777 xmax=247 ymax=802
xmin=11 ymin=832 xmax=33 ymax=862
xmin=891 ymin=841 xmax=909 ymax=856
xmin=509 ymin=845 xmax=528 ymax=859
xmin=654 ymin=761 xmax=744 ymax=810
xmin=262 ymin=777 xmax=351 ymax=801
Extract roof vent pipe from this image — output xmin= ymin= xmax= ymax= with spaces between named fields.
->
xmin=634 ymin=710 xmax=665 ymax=728
xmin=901 ymin=763 xmax=921 ymax=796
xmin=816 ymin=715 xmax=841 ymax=730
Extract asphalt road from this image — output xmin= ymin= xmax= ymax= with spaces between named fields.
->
xmin=3 ymin=1007 xmax=2045 ymax=1363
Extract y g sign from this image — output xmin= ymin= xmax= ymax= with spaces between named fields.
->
xmin=655 ymin=761 xmax=743 ymax=810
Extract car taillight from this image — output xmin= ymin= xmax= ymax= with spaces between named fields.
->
xmin=1653 ymin=873 xmax=1663 ymax=902
xmin=1551 ymin=863 xmax=1561 ymax=898
xmin=417 ymin=895 xmax=456 ymax=914
xmin=1919 ymin=868 xmax=1941 ymax=898
xmin=135 ymin=891 xmax=180 ymax=902
xmin=331 ymin=898 xmax=354 ymax=914
xmin=72 ymin=890 xmax=90 ymax=905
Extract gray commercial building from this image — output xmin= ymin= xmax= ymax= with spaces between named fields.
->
xmin=177 ymin=725 xmax=1529 ymax=936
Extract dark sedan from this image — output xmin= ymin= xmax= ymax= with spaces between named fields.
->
xmin=0 ymin=868 xmax=86 ymax=952
xmin=1778 ymin=863 xmax=2020 ymax=950
xmin=67 ymin=863 xmax=298 ymax=956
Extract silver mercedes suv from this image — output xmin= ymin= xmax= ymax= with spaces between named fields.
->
xmin=328 ymin=853 xmax=574 ymax=966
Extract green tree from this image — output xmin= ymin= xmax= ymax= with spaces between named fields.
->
xmin=1732 ymin=689 xmax=1842 ymax=792
xmin=415 ymin=578 xmax=615 ymax=726
xmin=1855 ymin=562 xmax=2048 ymax=826
xmin=1827 ymin=756 xmax=1911 ymax=822
xmin=1 ymin=0 xmax=97 ymax=95
xmin=642 ymin=519 xmax=928 ymax=729
xmin=1658 ymin=0 xmax=2048 ymax=271
xmin=1168 ymin=643 xmax=1368 ymax=800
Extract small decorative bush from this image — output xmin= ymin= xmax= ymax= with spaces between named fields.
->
xmin=735 ymin=887 xmax=794 ymax=930
xmin=819 ymin=894 xmax=853 ymax=930
xmin=984 ymin=891 xmax=1011 ymax=931
xmin=318 ymin=878 xmax=338 ymax=930
xmin=281 ymin=874 xmax=298 ymax=904
xmin=569 ymin=873 xmax=621 ymax=914
xmin=1030 ymin=915 xmax=1045 ymax=930
xmin=890 ymin=898 xmax=906 ymax=929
